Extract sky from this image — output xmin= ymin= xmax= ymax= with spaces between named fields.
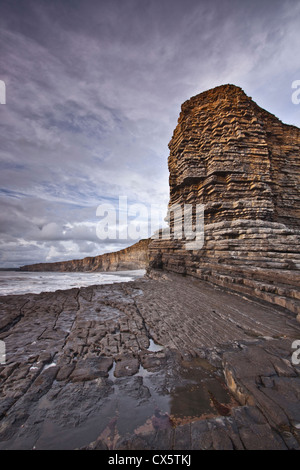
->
xmin=1 ymin=0 xmax=300 ymax=268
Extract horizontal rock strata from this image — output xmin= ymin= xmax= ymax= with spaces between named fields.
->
xmin=148 ymin=85 xmax=300 ymax=318
xmin=20 ymin=238 xmax=150 ymax=272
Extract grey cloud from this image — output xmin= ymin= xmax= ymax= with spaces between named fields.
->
xmin=0 ymin=0 xmax=300 ymax=267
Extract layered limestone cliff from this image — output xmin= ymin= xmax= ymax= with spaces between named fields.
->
xmin=149 ymin=84 xmax=300 ymax=318
xmin=20 ymin=238 xmax=150 ymax=272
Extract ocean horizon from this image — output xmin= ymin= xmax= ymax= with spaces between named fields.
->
xmin=0 ymin=270 xmax=146 ymax=296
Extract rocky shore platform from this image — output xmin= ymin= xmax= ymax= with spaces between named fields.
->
xmin=0 ymin=271 xmax=300 ymax=450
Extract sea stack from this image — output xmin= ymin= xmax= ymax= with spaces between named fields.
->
xmin=149 ymin=84 xmax=300 ymax=318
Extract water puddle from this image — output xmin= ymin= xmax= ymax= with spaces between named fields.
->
xmin=2 ymin=352 xmax=237 ymax=450
xmin=104 ymin=354 xmax=236 ymax=440
xmin=43 ymin=362 xmax=57 ymax=371
xmin=137 ymin=363 xmax=155 ymax=378
xmin=147 ymin=338 xmax=164 ymax=352
xmin=108 ymin=360 xmax=116 ymax=381
xmin=169 ymin=378 xmax=233 ymax=425
xmin=168 ymin=356 xmax=235 ymax=425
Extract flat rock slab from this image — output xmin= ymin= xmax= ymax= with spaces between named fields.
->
xmin=114 ymin=357 xmax=139 ymax=377
xmin=223 ymin=338 xmax=300 ymax=434
xmin=0 ymin=274 xmax=300 ymax=449
xmin=70 ymin=357 xmax=113 ymax=382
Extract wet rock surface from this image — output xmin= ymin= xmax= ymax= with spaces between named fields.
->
xmin=0 ymin=273 xmax=300 ymax=450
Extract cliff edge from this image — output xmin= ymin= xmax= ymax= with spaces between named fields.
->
xmin=20 ymin=238 xmax=150 ymax=272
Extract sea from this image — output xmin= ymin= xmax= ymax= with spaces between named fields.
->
xmin=0 ymin=270 xmax=146 ymax=296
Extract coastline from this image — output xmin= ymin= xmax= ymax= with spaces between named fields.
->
xmin=0 ymin=271 xmax=299 ymax=450
xmin=0 ymin=269 xmax=146 ymax=296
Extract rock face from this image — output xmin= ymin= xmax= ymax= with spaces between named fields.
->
xmin=149 ymin=85 xmax=300 ymax=317
xmin=20 ymin=238 xmax=150 ymax=272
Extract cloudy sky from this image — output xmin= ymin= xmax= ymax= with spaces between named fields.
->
xmin=1 ymin=0 xmax=300 ymax=268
